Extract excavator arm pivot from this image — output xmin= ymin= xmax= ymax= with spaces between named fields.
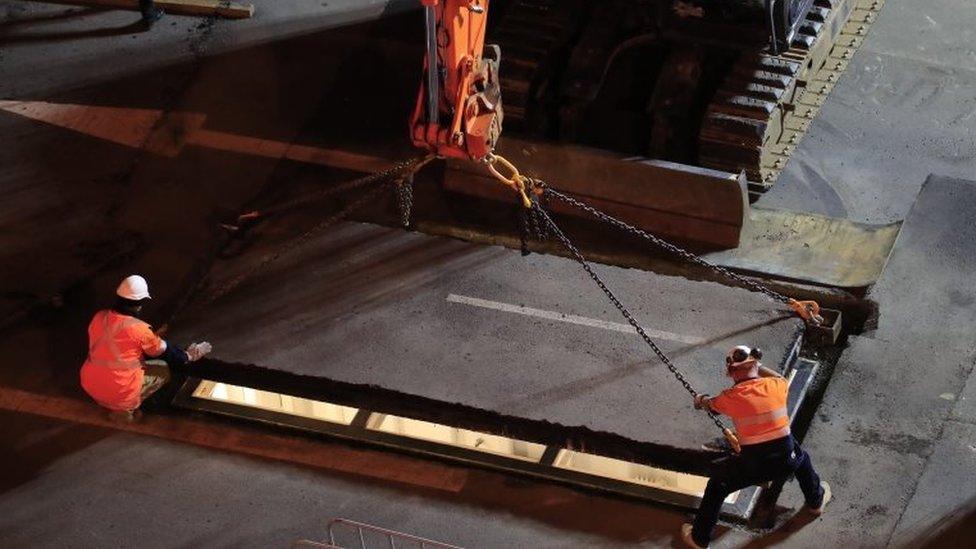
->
xmin=410 ymin=0 xmax=503 ymax=161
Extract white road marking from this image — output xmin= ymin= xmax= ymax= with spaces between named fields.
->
xmin=446 ymin=294 xmax=705 ymax=345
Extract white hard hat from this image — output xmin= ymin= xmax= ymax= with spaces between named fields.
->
xmin=116 ymin=275 xmax=151 ymax=300
xmin=725 ymin=345 xmax=761 ymax=369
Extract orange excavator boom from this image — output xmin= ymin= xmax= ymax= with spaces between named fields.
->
xmin=410 ymin=0 xmax=503 ymax=161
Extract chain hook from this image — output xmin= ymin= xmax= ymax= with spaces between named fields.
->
xmin=788 ymin=298 xmax=824 ymax=326
xmin=485 ymin=153 xmax=533 ymax=208
xmin=723 ymin=428 xmax=742 ymax=454
xmin=544 ymin=186 xmax=830 ymax=330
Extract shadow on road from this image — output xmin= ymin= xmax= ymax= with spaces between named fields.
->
xmin=0 ymin=6 xmax=150 ymax=45
xmin=0 ymin=409 xmax=111 ymax=496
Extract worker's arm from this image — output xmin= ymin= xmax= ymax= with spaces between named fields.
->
xmin=694 ymin=393 xmax=725 ymax=414
xmin=153 ymin=340 xmax=212 ymax=365
xmin=155 ymin=340 xmax=191 ymax=366
xmin=135 ymin=323 xmax=211 ymax=365
xmin=695 ymin=395 xmax=722 ymax=413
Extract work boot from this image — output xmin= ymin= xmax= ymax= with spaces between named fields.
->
xmin=806 ymin=481 xmax=832 ymax=516
xmin=680 ymin=524 xmax=708 ymax=549
xmin=108 ymin=409 xmax=143 ymax=424
xmin=140 ymin=373 xmax=168 ymax=401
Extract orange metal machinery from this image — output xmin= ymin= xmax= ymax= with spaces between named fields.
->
xmin=410 ymin=0 xmax=503 ymax=161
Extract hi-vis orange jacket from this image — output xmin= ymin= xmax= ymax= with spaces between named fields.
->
xmin=80 ymin=310 xmax=166 ymax=412
xmin=710 ymin=377 xmax=790 ymax=446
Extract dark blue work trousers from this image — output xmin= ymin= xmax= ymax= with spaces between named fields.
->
xmin=692 ymin=434 xmax=824 ymax=546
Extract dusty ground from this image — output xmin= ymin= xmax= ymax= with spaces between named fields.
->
xmin=175 ymin=221 xmax=802 ymax=457
xmin=1 ymin=0 xmax=975 ymax=547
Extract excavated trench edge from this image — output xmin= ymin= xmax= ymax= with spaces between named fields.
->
xmin=167 ymin=322 xmax=812 ymax=519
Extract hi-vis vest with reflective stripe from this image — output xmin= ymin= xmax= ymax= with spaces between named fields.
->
xmin=712 ymin=377 xmax=791 ymax=446
xmin=732 ymin=405 xmax=790 ymax=445
xmin=86 ymin=310 xmax=150 ymax=370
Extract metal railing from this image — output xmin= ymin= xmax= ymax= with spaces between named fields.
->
xmin=293 ymin=541 xmax=341 ymax=548
xmin=325 ymin=518 xmax=463 ymax=549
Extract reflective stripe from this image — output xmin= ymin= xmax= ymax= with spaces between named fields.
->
xmin=737 ymin=426 xmax=791 ymax=445
xmin=733 ymin=406 xmax=788 ymax=427
xmin=87 ymin=312 xmax=142 ymax=370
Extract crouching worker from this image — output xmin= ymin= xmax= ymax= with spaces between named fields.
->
xmin=80 ymin=275 xmax=211 ymax=421
xmin=681 ymin=345 xmax=831 ymax=548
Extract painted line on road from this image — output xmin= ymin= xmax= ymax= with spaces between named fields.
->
xmin=446 ymin=294 xmax=705 ymax=345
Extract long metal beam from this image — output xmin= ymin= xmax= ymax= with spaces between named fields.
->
xmin=445 ymin=136 xmax=749 ymax=249
xmin=171 ymin=357 xmax=819 ymax=521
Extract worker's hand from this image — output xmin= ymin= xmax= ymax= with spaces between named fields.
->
xmin=693 ymin=394 xmax=710 ymax=410
xmin=186 ymin=341 xmax=213 ymax=362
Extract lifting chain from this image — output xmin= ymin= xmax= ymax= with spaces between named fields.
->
xmin=531 ymin=198 xmax=741 ymax=453
xmin=394 ymin=174 xmax=415 ymax=228
xmin=483 ymin=153 xmax=828 ymax=453
xmin=222 ymin=156 xmax=433 ymax=232
xmin=484 ymin=153 xmax=819 ymax=325
xmin=207 ymin=156 xmax=432 ymax=302
xmin=516 ymin=193 xmax=549 ymax=256
xmin=541 ymin=186 xmax=824 ymax=325
xmin=484 ymin=153 xmax=542 ymax=208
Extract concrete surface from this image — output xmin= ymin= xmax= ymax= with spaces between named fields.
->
xmin=0 ymin=0 xmax=419 ymax=327
xmin=0 ymin=0 xmax=416 ymax=97
xmin=754 ymin=175 xmax=976 ymax=548
xmin=176 ymin=221 xmax=800 ymax=454
xmin=891 ymin=421 xmax=976 ymax=543
xmin=0 ymin=410 xmax=677 ymax=548
xmin=761 ymin=0 xmax=976 ymax=224
xmin=2 ymin=0 xmax=976 ymax=548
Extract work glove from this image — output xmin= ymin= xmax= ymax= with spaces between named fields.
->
xmin=185 ymin=341 xmax=213 ymax=362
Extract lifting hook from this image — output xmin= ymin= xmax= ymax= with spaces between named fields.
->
xmin=484 ymin=153 xmax=541 ymax=209
xmin=788 ymin=298 xmax=825 ymax=326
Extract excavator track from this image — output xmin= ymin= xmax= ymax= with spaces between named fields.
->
xmin=489 ymin=0 xmax=580 ymax=131
xmin=486 ymin=0 xmax=885 ymax=203
xmin=699 ymin=0 xmax=885 ymax=200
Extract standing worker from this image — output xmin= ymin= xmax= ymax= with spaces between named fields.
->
xmin=80 ymin=275 xmax=211 ymax=421
xmin=681 ymin=345 xmax=831 ymax=548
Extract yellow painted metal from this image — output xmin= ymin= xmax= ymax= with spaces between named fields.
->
xmin=706 ymin=207 xmax=901 ymax=289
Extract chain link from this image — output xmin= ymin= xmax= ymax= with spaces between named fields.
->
xmin=207 ymin=156 xmax=431 ymax=302
xmin=230 ymin=156 xmax=431 ymax=227
xmin=532 ymin=199 xmax=729 ymax=432
xmin=517 ymin=203 xmax=531 ymax=256
xmin=208 ymin=182 xmax=393 ymax=302
xmin=395 ymin=175 xmax=414 ymax=228
xmin=543 ymin=186 xmax=792 ymax=305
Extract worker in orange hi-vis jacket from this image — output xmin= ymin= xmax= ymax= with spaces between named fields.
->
xmin=680 ymin=345 xmax=832 ymax=549
xmin=80 ymin=275 xmax=211 ymax=421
